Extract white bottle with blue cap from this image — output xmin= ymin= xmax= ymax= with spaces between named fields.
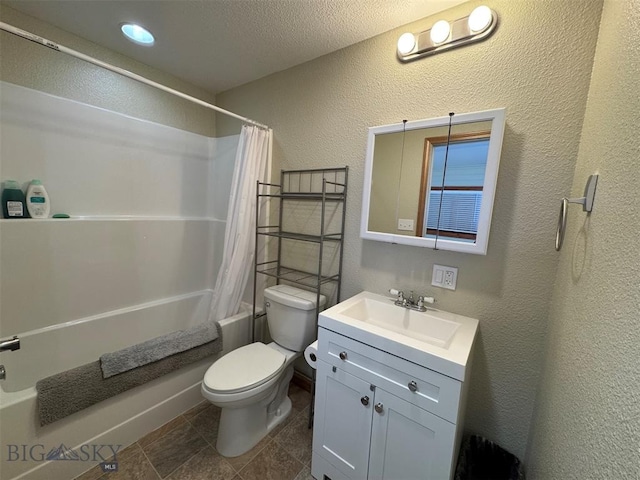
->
xmin=25 ymin=180 xmax=50 ymax=218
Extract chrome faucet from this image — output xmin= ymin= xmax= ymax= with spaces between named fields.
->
xmin=389 ymin=289 xmax=435 ymax=312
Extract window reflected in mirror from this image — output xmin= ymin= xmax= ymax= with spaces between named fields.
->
xmin=419 ymin=131 xmax=490 ymax=242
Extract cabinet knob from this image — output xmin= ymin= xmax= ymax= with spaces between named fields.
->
xmin=339 ymin=351 xmax=348 ymax=361
xmin=408 ymin=380 xmax=418 ymax=392
xmin=361 ymin=396 xmax=370 ymax=406
xmin=374 ymin=403 xmax=384 ymax=414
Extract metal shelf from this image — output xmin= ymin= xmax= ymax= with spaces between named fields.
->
xmin=252 ymin=166 xmax=348 ymax=430
xmin=258 ymin=192 xmax=345 ymax=201
xmin=256 ymin=266 xmax=340 ymax=289
xmin=257 ymin=230 xmax=343 ymax=244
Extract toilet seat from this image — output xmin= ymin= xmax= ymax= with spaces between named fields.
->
xmin=203 ymin=343 xmax=286 ymax=394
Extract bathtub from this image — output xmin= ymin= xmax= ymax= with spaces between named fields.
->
xmin=0 ymin=290 xmax=253 ymax=480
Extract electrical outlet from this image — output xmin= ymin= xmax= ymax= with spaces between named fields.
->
xmin=432 ymin=264 xmax=458 ymax=291
xmin=397 ymin=219 xmax=414 ymax=231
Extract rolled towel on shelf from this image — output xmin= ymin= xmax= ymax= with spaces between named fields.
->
xmin=100 ymin=319 xmax=220 ymax=378
xmin=36 ymin=323 xmax=222 ymax=426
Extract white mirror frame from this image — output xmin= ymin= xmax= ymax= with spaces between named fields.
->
xmin=360 ymin=108 xmax=506 ymax=255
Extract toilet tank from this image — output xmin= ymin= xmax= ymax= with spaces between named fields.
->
xmin=264 ymin=285 xmax=326 ymax=351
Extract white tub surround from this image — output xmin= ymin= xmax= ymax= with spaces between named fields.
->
xmin=0 ymin=81 xmax=236 ymax=220
xmin=0 ymin=83 xmax=246 ymax=480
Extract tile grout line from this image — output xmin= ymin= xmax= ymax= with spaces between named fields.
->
xmin=135 ymin=410 xmax=202 ymax=478
xmin=237 ymin=437 xmax=307 ymax=480
xmin=182 ymin=403 xmax=209 ymax=425
xmin=197 ymin=419 xmax=274 ymax=477
xmin=75 ymin=463 xmax=104 ymax=480
xmin=155 ymin=421 xmax=211 ymax=479
xmin=184 ymin=412 xmax=223 ymax=454
xmin=273 ymin=415 xmax=313 ymax=468
xmin=138 ymin=415 xmax=187 ymax=451
xmin=294 ymin=458 xmax=307 ymax=480
xmin=137 ymin=441 xmax=164 ymax=480
xmin=236 ymin=466 xmax=246 ymax=480
xmin=161 ymin=444 xmax=210 ymax=479
xmin=235 ymin=438 xmax=276 ymax=477
xmin=77 ymin=440 xmax=141 ymax=480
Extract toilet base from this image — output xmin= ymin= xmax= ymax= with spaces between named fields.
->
xmin=216 ymin=366 xmax=295 ymax=457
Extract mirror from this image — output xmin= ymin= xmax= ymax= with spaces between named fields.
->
xmin=360 ymin=108 xmax=505 ymax=255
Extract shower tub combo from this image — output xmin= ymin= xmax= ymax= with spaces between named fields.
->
xmin=0 ymin=80 xmax=261 ymax=479
xmin=0 ymin=290 xmax=252 ymax=480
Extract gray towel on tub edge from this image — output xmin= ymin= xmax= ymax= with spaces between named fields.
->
xmin=35 ymin=323 xmax=222 ymax=426
xmin=99 ymin=319 xmax=220 ymax=378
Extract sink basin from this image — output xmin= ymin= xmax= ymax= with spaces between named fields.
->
xmin=340 ymin=297 xmax=460 ymax=348
xmin=319 ymin=291 xmax=479 ymax=380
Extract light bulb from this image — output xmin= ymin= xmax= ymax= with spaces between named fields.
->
xmin=397 ymin=33 xmax=416 ymax=55
xmin=468 ymin=6 xmax=493 ymax=33
xmin=121 ymin=23 xmax=155 ymax=46
xmin=430 ymin=20 xmax=451 ymax=45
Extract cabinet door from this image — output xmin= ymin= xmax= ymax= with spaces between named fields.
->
xmin=368 ymin=388 xmax=457 ymax=480
xmin=313 ymin=360 xmax=373 ymax=480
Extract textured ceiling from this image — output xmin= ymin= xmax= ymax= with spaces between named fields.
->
xmin=3 ymin=0 xmax=467 ymax=94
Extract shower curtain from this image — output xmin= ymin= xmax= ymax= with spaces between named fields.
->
xmin=209 ymin=125 xmax=272 ymax=321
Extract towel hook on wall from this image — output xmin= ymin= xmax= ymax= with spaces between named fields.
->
xmin=555 ymin=174 xmax=599 ymax=251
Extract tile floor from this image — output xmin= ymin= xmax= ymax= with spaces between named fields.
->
xmin=74 ymin=383 xmax=314 ymax=480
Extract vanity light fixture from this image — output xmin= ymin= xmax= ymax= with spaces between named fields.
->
xmin=397 ymin=32 xmax=417 ymax=55
xmin=468 ymin=5 xmax=493 ymax=33
xmin=397 ymin=5 xmax=497 ymax=61
xmin=120 ymin=23 xmax=155 ymax=46
xmin=430 ymin=20 xmax=451 ymax=44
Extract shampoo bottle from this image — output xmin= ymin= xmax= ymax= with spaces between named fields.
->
xmin=25 ymin=180 xmax=50 ymax=218
xmin=2 ymin=180 xmax=28 ymax=218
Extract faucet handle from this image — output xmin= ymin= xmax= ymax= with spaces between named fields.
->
xmin=418 ymin=296 xmax=435 ymax=306
xmin=389 ymin=289 xmax=405 ymax=302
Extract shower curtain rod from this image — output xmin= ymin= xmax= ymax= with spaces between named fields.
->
xmin=0 ymin=22 xmax=269 ymax=130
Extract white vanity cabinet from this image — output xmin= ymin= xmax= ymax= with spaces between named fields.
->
xmin=311 ymin=327 xmax=468 ymax=480
xmin=312 ymin=360 xmax=374 ymax=478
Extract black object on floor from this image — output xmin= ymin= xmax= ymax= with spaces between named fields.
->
xmin=455 ymin=435 xmax=525 ymax=480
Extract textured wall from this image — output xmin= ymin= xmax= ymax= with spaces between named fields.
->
xmin=525 ymin=0 xmax=640 ymax=477
xmin=0 ymin=5 xmax=216 ymax=136
xmin=216 ymin=0 xmax=604 ymax=459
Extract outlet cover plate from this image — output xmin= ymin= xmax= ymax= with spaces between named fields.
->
xmin=397 ymin=219 xmax=414 ymax=231
xmin=432 ymin=264 xmax=458 ymax=290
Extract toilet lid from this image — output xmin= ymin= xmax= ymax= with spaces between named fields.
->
xmin=203 ymin=343 xmax=286 ymax=394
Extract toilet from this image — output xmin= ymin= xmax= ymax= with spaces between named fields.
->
xmin=201 ymin=285 xmax=326 ymax=457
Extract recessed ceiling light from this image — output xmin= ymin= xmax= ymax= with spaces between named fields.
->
xmin=120 ymin=23 xmax=155 ymax=46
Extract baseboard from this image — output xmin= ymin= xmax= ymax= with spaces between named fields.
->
xmin=292 ymin=370 xmax=313 ymax=392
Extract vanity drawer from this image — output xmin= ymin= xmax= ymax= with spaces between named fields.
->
xmin=317 ymin=328 xmax=462 ymax=424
